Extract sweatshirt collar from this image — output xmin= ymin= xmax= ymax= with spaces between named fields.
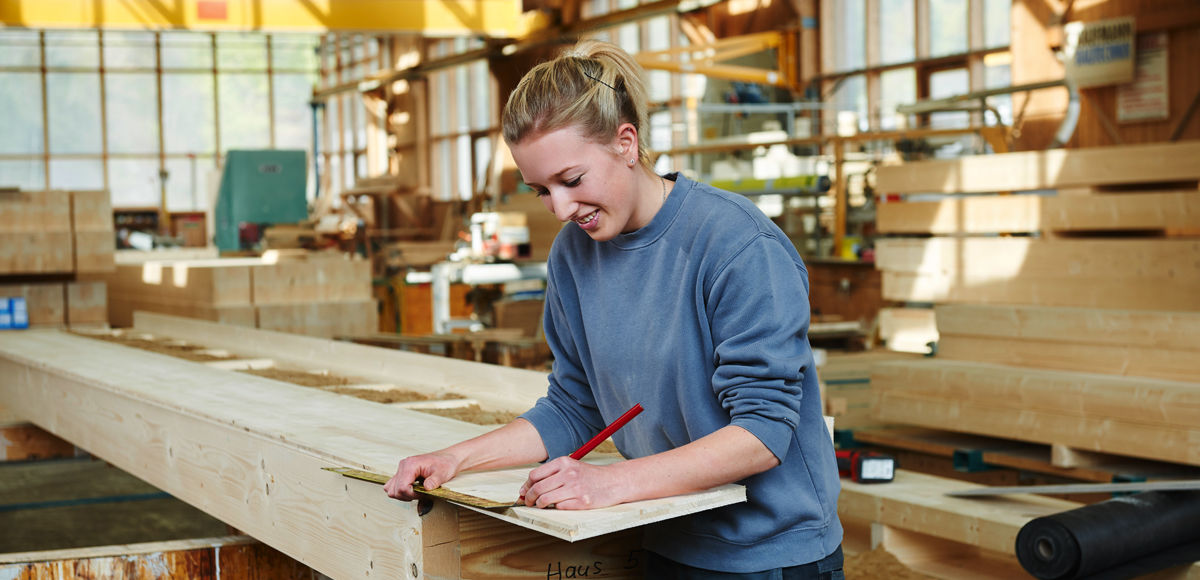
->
xmin=609 ymin=172 xmax=688 ymax=250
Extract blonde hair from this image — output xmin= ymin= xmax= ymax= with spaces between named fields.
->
xmin=502 ymin=40 xmax=650 ymax=167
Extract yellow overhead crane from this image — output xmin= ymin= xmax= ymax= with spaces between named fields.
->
xmin=634 ymin=29 xmax=802 ymax=93
xmin=0 ymin=0 xmax=549 ymax=37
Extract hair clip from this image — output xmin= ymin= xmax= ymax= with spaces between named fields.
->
xmin=582 ymin=70 xmax=620 ymax=93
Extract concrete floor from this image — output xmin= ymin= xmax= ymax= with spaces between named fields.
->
xmin=0 ymin=457 xmax=228 ymax=553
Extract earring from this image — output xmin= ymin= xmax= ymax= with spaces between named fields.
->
xmin=628 ymin=158 xmax=636 ymax=166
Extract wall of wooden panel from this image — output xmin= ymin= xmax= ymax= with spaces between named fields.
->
xmin=1011 ymin=0 xmax=1200 ymax=150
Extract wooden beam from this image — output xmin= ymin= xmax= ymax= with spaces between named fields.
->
xmin=882 ymin=270 xmax=1200 ymax=310
xmin=0 ymin=331 xmax=444 ymax=578
xmin=878 ymin=190 xmax=1200 ymax=234
xmin=0 ymin=0 xmax=547 ymax=37
xmin=934 ymin=304 xmax=1200 ymax=382
xmin=877 ymin=237 xmax=1200 ymax=279
xmin=1042 ymin=190 xmax=1200 ymax=232
xmin=838 ymin=470 xmax=1078 ymax=556
xmin=0 ymin=423 xmax=76 ymax=462
xmin=0 ymin=536 xmax=316 ymax=577
xmin=872 ymin=392 xmax=1200 ymax=466
xmin=0 ymin=328 xmax=744 ymax=573
xmin=877 ymin=307 xmax=938 ymax=354
xmin=872 ymin=359 xmax=1200 ymax=430
xmin=936 ymin=334 xmax=1200 ymax=383
xmin=876 ymin=195 xmax=1044 ymax=234
xmin=134 ymin=311 xmax=547 ymax=414
xmin=876 ymin=238 xmax=1200 ymax=309
xmin=875 ymin=141 xmax=1200 ymax=194
xmin=934 ymin=304 xmax=1200 ymax=349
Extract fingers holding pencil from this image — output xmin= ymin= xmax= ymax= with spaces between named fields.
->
xmin=520 ymin=403 xmax=644 ymax=509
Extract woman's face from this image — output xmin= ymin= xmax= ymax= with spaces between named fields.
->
xmin=510 ymin=124 xmax=651 ymax=242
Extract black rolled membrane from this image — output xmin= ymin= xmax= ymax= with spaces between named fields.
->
xmin=1016 ymin=490 xmax=1200 ymax=580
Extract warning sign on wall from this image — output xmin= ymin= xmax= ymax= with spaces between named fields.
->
xmin=1063 ymin=17 xmax=1136 ymax=89
xmin=1117 ymin=32 xmax=1169 ymax=123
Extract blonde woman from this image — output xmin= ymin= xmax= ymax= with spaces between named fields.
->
xmin=386 ymin=40 xmax=842 ymax=579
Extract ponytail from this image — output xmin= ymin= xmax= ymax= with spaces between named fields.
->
xmin=502 ymin=40 xmax=650 ymax=167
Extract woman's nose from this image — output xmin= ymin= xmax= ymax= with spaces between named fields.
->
xmin=544 ymin=189 xmax=579 ymax=223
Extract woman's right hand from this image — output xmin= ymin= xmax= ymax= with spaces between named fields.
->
xmin=383 ymin=451 xmax=463 ymax=501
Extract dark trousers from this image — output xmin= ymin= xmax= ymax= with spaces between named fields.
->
xmin=645 ymin=546 xmax=844 ymax=580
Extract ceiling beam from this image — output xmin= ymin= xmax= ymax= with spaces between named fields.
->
xmin=0 ymin=0 xmax=549 ymax=37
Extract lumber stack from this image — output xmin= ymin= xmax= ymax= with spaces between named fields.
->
xmin=871 ymin=141 xmax=1200 ymax=468
xmin=0 ymin=189 xmax=114 ymax=327
xmin=99 ymin=253 xmax=377 ymax=337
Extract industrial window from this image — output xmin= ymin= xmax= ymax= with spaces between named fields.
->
xmin=822 ymin=0 xmax=1011 ymax=134
xmin=425 ymin=36 xmax=494 ymax=202
xmin=0 ymin=28 xmax=320 ymax=215
xmin=878 ymin=0 xmax=915 ymax=66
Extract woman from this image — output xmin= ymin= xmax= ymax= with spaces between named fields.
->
xmin=384 ymin=39 xmax=842 ymax=578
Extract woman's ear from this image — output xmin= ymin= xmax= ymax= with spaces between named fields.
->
xmin=614 ymin=122 xmax=639 ymax=163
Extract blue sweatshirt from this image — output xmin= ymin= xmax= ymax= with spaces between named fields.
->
xmin=520 ymin=172 xmax=842 ymax=572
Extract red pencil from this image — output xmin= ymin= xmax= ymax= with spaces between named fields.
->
xmin=569 ymin=403 xmax=644 ymax=460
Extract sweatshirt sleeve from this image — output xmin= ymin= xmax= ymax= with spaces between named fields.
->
xmin=518 ymin=255 xmax=607 ymax=459
xmin=705 ymin=233 xmax=813 ymax=463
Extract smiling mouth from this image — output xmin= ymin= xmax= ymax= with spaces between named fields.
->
xmin=576 ymin=210 xmax=598 ymax=226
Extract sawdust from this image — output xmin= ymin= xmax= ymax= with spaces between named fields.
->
xmin=239 ymin=368 xmax=359 ymax=388
xmin=327 ymin=387 xmax=466 ymax=404
xmin=72 ymin=332 xmax=234 ymax=362
xmin=844 ymin=547 xmax=934 ymax=580
xmin=417 ymin=405 xmax=520 ymax=426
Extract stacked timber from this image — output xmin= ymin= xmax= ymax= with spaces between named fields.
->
xmin=0 ymin=189 xmax=113 ymax=327
xmin=100 ymin=253 xmax=377 ymax=337
xmin=817 ymin=351 xmax=922 ymax=431
xmin=871 ymin=141 xmax=1200 ymax=468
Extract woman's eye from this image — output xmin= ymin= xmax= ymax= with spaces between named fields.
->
xmin=535 ymin=188 xmax=549 ymax=197
xmin=565 ymin=176 xmax=582 ymax=187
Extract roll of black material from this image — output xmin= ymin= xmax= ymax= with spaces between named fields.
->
xmin=1016 ymin=490 xmax=1200 ymax=580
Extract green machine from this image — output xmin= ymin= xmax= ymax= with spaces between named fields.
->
xmin=214 ymin=149 xmax=309 ymax=251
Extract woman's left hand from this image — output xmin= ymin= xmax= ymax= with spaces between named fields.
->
xmin=519 ymin=457 xmax=630 ymax=510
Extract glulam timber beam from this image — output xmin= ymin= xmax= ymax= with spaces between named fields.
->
xmin=0 ymin=0 xmax=547 ymax=37
xmin=0 ymin=325 xmax=744 ymax=578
